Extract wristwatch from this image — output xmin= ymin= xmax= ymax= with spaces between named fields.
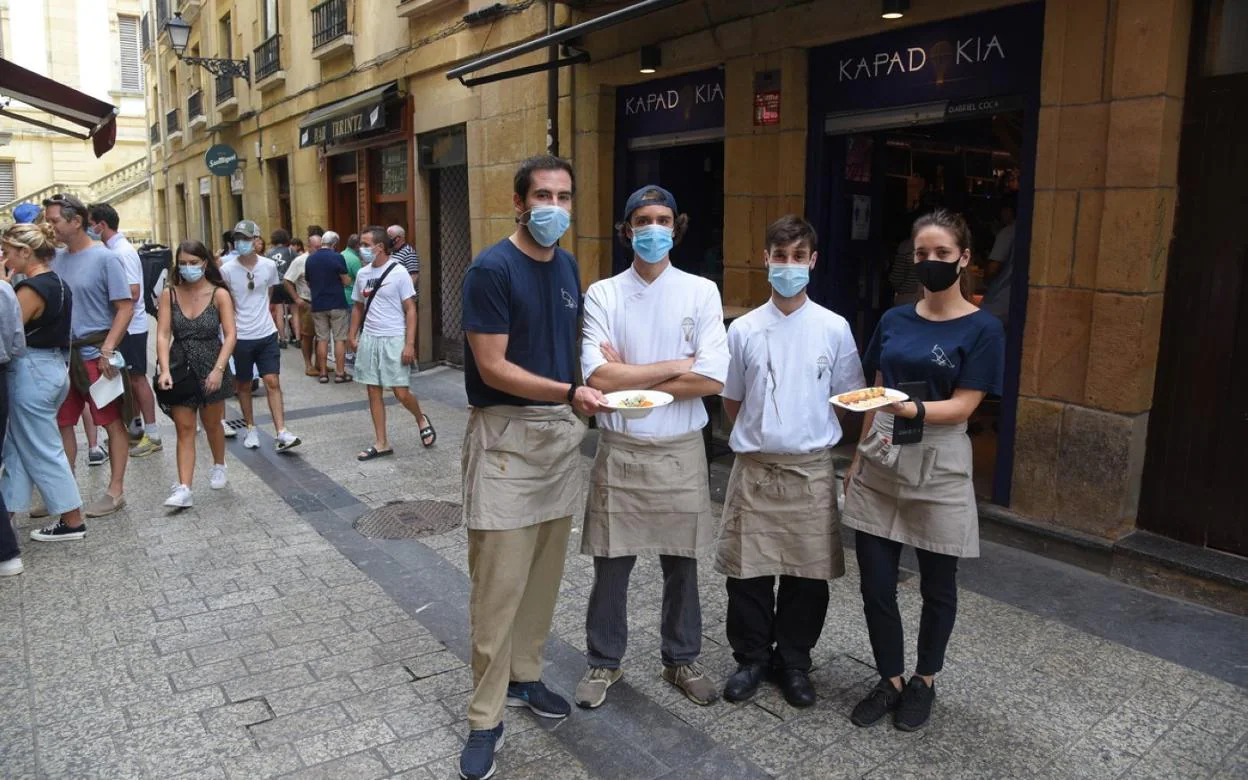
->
xmin=566 ymin=382 xmax=579 ymax=403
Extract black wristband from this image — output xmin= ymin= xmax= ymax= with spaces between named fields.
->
xmin=913 ymin=400 xmax=926 ymax=423
xmin=567 ymin=383 xmax=578 ymax=403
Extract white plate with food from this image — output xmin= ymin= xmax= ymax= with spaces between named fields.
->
xmin=829 ymin=386 xmax=909 ymax=412
xmin=601 ymin=390 xmax=675 ymax=419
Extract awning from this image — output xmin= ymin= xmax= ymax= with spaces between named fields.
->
xmin=0 ymin=58 xmax=118 ymax=158
xmin=446 ymin=0 xmax=687 ymax=85
xmin=299 ymin=82 xmax=400 ymax=148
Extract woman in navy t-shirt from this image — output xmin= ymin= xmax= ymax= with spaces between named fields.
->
xmin=842 ymin=209 xmax=1005 ymax=732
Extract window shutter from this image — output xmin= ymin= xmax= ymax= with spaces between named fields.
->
xmin=119 ymin=16 xmax=143 ymax=92
xmin=0 ymin=162 xmax=16 ymax=204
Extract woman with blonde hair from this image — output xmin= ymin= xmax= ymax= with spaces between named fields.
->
xmin=0 ymin=221 xmax=87 ymax=545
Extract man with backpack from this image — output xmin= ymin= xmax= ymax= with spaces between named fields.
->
xmin=348 ymin=225 xmax=434 ymax=460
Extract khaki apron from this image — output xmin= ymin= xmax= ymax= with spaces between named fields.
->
xmin=461 ymin=405 xmax=588 ymax=531
xmin=715 ymin=450 xmax=845 ymax=580
xmin=582 ymin=430 xmax=714 ymax=558
xmin=842 ymin=412 xmax=980 ymax=558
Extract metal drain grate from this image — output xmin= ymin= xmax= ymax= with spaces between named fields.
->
xmin=353 ymin=500 xmax=463 ymax=540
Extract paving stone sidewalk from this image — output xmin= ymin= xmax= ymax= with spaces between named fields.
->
xmin=1 ymin=359 xmax=1245 ymax=779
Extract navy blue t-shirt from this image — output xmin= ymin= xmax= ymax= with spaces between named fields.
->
xmin=864 ymin=304 xmax=1005 ymax=402
xmin=462 ymin=238 xmax=582 ymax=407
xmin=305 ymin=248 xmax=349 ymax=312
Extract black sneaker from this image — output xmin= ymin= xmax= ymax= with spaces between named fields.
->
xmin=894 ymin=676 xmax=936 ymax=731
xmin=723 ymin=662 xmax=768 ymax=703
xmin=851 ymin=677 xmax=902 ymax=727
xmin=30 ymin=519 xmax=87 ymax=542
xmin=505 ymin=680 xmax=570 ymax=719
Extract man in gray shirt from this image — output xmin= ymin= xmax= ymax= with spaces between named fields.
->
xmin=45 ymin=194 xmax=133 ymax=517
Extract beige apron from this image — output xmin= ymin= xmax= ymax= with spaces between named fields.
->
xmin=715 ymin=450 xmax=845 ymax=580
xmin=461 ymin=405 xmax=588 ymax=531
xmin=582 ymin=430 xmax=714 ymax=558
xmin=842 ymin=412 xmax=980 ymax=558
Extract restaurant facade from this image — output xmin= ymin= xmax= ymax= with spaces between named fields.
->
xmin=143 ymin=0 xmax=1243 ymax=592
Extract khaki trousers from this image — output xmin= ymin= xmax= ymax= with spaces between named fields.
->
xmin=466 ymin=515 xmax=571 ymax=730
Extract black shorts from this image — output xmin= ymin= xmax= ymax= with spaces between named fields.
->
xmin=119 ymin=332 xmax=148 ymax=373
xmin=233 ymin=333 xmax=281 ymax=382
xmin=270 ymin=285 xmax=294 ymax=305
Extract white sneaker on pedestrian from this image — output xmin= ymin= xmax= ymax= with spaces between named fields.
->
xmin=164 ymin=484 xmax=193 ymax=508
xmin=243 ymin=428 xmax=260 ymax=449
xmin=87 ymin=446 xmax=108 ymax=466
xmin=222 ymin=420 xmax=237 ymax=439
xmin=275 ymin=430 xmax=301 ymax=452
xmin=210 ymin=464 xmax=227 ymax=490
xmin=0 ymin=556 xmax=23 ymax=576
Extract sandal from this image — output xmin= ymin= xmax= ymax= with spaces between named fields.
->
xmin=318 ymin=374 xmax=330 ymax=384
xmin=334 ymin=374 xmax=352 ymax=384
xmin=357 ymin=446 xmax=394 ymax=461
xmin=305 ymin=368 xmax=320 ymax=377
xmin=419 ymin=415 xmax=437 ymax=448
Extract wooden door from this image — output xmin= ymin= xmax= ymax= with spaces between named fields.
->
xmin=1138 ymin=0 xmax=1248 ymax=556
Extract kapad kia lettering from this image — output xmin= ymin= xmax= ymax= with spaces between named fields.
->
xmin=624 ymin=82 xmax=724 ymax=115
xmin=838 ymin=35 xmax=1006 ymax=81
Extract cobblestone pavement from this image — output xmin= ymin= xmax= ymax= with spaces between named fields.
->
xmin=2 ymin=355 xmax=1245 ymax=779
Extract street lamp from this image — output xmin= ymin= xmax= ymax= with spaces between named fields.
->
xmin=164 ymin=12 xmax=250 ymax=83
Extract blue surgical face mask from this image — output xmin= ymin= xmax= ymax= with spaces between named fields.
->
xmin=524 ymin=205 xmax=571 ymax=247
xmin=178 ymin=264 xmax=205 ymax=282
xmin=768 ymin=264 xmax=810 ymax=298
xmin=235 ymin=238 xmax=255 ymax=255
xmin=359 ymin=246 xmax=376 ymax=264
xmin=631 ymin=225 xmax=673 ymax=264
xmin=86 ymin=227 xmax=102 ymax=241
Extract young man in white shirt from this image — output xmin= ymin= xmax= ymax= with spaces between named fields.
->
xmin=220 ymin=220 xmax=302 ymax=452
xmin=88 ymin=203 xmax=162 ymax=457
xmin=716 ymin=215 xmax=864 ymax=708
xmin=575 ymin=185 xmax=729 ymax=709
xmin=348 ymin=225 xmax=434 ymax=459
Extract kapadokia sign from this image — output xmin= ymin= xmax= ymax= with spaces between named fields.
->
xmin=204 ymin=144 xmax=240 ymax=177
xmin=616 ymin=67 xmax=725 ymax=139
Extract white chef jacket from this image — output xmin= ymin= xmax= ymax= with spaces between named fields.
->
xmin=582 ymin=264 xmax=729 ymax=439
xmin=723 ymin=299 xmax=864 ymax=455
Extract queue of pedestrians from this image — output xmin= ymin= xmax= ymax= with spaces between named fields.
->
xmin=455 ymin=155 xmax=1004 ymax=780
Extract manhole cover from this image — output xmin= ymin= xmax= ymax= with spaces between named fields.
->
xmin=353 ymin=500 xmax=463 ymax=539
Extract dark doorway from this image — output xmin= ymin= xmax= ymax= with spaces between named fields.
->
xmin=327 ymin=152 xmax=359 ymax=237
xmin=615 ymin=140 xmax=724 ymax=287
xmin=270 ymin=157 xmax=292 ymax=233
xmin=1138 ymin=0 xmax=1248 ymax=557
xmin=430 ymin=165 xmax=471 ymax=365
xmin=816 ymin=111 xmax=1027 ymax=501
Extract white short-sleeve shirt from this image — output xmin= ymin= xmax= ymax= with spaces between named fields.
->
xmin=723 ymin=299 xmax=865 ymax=454
xmin=107 ymin=233 xmax=147 ymax=334
xmin=581 ymin=264 xmax=729 ymax=439
xmin=352 ymin=259 xmax=415 ymax=338
xmin=221 ymin=256 xmax=280 ymax=340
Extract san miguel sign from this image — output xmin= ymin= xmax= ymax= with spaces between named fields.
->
xmin=204 ymin=144 xmax=239 ymax=177
xmin=813 ymin=2 xmax=1044 ymax=112
xmin=299 ymin=103 xmax=386 ymax=148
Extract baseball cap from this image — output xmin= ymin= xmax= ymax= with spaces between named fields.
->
xmin=623 ymin=185 xmax=678 ymax=221
xmin=232 ymin=219 xmax=260 ymax=239
xmin=12 ymin=203 xmax=40 ymax=224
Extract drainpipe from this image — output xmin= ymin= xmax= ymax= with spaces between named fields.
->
xmin=547 ymin=0 xmax=558 ymax=156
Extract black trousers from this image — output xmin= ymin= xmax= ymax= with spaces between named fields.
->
xmin=725 ymin=575 xmax=829 ymax=671
xmin=0 ymin=370 xmax=16 ymax=563
xmin=855 ymin=530 xmax=959 ymax=678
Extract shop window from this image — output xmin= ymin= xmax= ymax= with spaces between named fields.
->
xmin=1205 ymin=0 xmax=1248 ymax=76
xmin=0 ymin=160 xmax=15 ymax=203
xmin=377 ymin=144 xmax=408 ymax=196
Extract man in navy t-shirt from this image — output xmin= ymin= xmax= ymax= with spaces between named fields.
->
xmin=457 ymin=156 xmax=605 ymax=780
xmin=305 ymin=231 xmax=352 ymax=382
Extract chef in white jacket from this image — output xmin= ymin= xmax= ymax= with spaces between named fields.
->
xmin=717 ymin=215 xmax=864 ymax=708
xmin=573 ymin=185 xmax=729 ymax=710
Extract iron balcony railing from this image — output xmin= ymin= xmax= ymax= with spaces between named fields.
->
xmin=215 ymin=73 xmax=235 ymax=105
xmin=150 ymin=122 xmax=160 ymax=144
xmin=254 ymin=34 xmax=281 ymax=81
xmin=312 ymin=0 xmax=348 ymax=49
xmin=187 ymin=90 xmax=203 ymax=121
xmin=166 ymin=108 xmax=180 ymax=134
xmin=141 ymin=13 xmax=151 ymax=54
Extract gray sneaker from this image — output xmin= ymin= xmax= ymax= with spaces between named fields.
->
xmin=575 ymin=666 xmax=623 ymax=709
xmin=84 ymin=493 xmax=126 ymax=518
xmin=87 ymin=446 xmax=108 ymax=467
xmin=662 ymin=662 xmax=719 ymax=706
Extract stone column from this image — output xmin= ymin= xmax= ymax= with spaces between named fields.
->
xmin=1012 ymin=0 xmax=1191 ymax=537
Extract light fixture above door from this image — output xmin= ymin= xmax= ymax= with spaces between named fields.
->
xmin=640 ymin=45 xmax=661 ymax=74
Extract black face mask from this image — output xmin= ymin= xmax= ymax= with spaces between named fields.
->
xmin=915 ymin=259 xmax=962 ymax=292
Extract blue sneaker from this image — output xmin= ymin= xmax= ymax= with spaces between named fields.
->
xmin=458 ymin=723 xmax=504 ymax=780
xmin=505 ymin=680 xmax=571 ymax=719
